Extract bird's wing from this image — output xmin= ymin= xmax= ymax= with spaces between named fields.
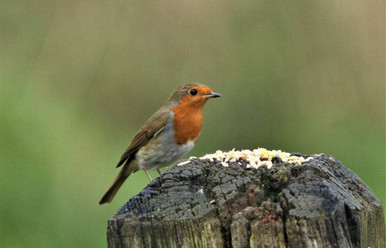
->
xmin=116 ymin=108 xmax=171 ymax=168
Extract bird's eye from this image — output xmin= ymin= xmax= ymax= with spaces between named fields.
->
xmin=189 ymin=89 xmax=198 ymax=96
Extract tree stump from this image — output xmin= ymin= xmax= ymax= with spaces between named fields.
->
xmin=106 ymin=153 xmax=385 ymax=248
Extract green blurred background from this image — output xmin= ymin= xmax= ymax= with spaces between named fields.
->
xmin=1 ymin=1 xmax=384 ymax=247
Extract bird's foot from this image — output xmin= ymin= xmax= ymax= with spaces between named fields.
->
xmin=144 ymin=169 xmax=152 ymax=181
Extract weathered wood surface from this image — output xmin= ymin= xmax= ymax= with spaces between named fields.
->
xmin=107 ymin=153 xmax=385 ymax=248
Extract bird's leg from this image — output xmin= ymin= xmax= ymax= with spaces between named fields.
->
xmin=157 ymin=169 xmax=162 ymax=176
xmin=144 ymin=169 xmax=152 ymax=182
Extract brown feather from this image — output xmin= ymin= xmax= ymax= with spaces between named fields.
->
xmin=116 ymin=108 xmax=171 ymax=168
xmin=99 ymin=161 xmax=138 ymax=204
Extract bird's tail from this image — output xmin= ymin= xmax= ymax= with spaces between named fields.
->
xmin=99 ymin=164 xmax=135 ymax=205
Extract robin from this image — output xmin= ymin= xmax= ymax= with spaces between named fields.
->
xmin=99 ymin=82 xmax=221 ymax=204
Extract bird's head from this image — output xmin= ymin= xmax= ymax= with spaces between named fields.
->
xmin=167 ymin=82 xmax=221 ymax=109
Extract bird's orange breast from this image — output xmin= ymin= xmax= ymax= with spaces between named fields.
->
xmin=171 ymin=97 xmax=205 ymax=145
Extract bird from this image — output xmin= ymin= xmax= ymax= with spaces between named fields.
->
xmin=99 ymin=82 xmax=221 ymax=205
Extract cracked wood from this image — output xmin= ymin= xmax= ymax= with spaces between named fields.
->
xmin=107 ymin=154 xmax=385 ymax=248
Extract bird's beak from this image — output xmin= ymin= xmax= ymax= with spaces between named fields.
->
xmin=207 ymin=92 xmax=221 ymax=98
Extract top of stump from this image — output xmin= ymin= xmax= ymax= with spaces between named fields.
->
xmin=112 ymin=148 xmax=381 ymax=223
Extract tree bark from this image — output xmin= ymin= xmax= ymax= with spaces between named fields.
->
xmin=107 ymin=153 xmax=385 ymax=248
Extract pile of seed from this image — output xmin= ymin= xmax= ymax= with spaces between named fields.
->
xmin=178 ymin=148 xmax=313 ymax=169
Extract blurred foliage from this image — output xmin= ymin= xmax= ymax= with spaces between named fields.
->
xmin=0 ymin=1 xmax=384 ymax=247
